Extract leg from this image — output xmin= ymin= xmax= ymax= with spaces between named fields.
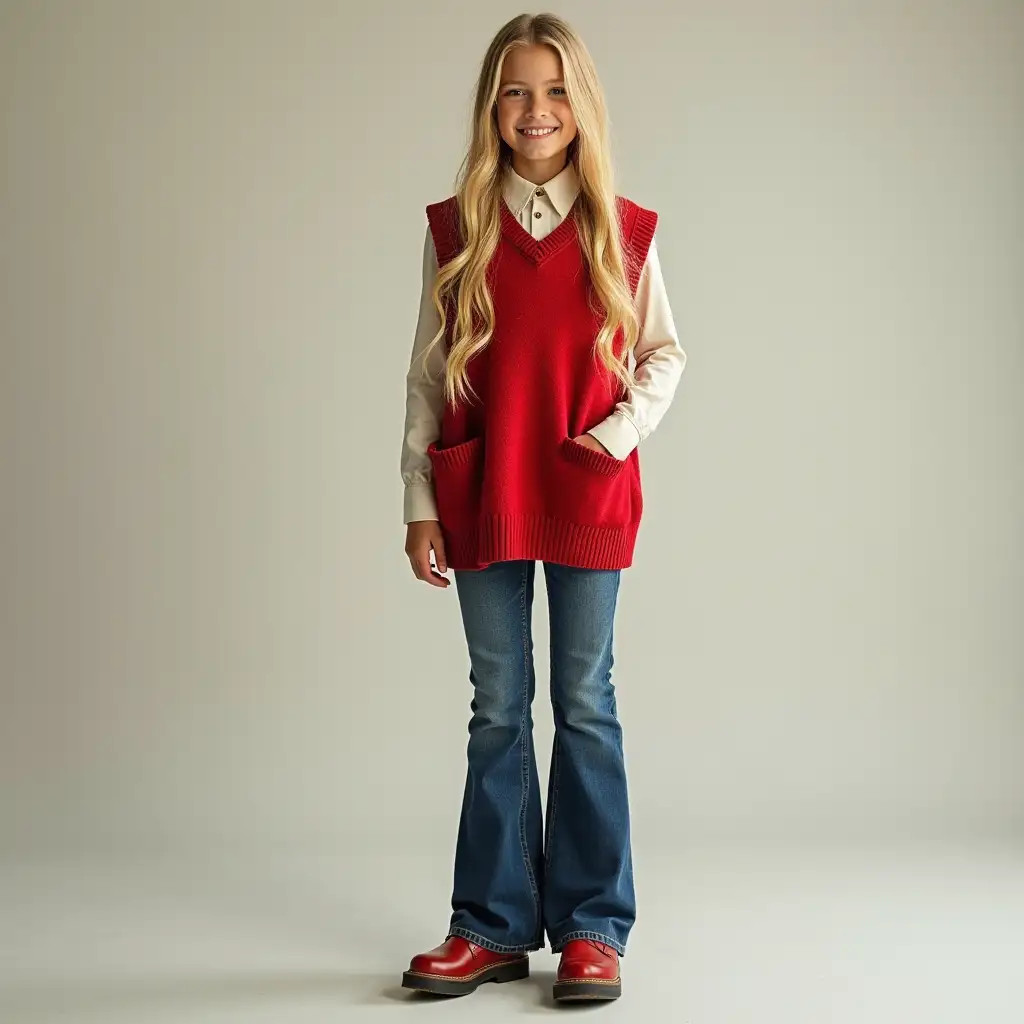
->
xmin=447 ymin=560 xmax=544 ymax=953
xmin=542 ymin=561 xmax=635 ymax=957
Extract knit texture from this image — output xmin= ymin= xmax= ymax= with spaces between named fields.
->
xmin=424 ymin=193 xmax=658 ymax=570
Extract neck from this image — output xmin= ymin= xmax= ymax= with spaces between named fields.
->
xmin=511 ymin=151 xmax=569 ymax=185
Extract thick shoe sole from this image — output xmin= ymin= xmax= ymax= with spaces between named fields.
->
xmin=401 ymin=956 xmax=530 ymax=996
xmin=553 ymin=977 xmax=622 ymax=1001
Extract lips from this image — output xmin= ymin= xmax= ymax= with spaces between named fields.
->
xmin=517 ymin=126 xmax=559 ymax=138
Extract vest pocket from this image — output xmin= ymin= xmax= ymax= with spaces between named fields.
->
xmin=556 ymin=436 xmax=632 ymax=525
xmin=559 ymin=436 xmax=626 ymax=477
xmin=427 ymin=436 xmax=485 ymax=532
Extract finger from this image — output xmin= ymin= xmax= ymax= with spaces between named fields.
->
xmin=416 ymin=552 xmax=449 ymax=588
xmin=433 ymin=534 xmax=448 ymax=574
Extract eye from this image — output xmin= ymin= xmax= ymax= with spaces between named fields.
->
xmin=503 ymin=88 xmax=525 ymax=97
xmin=550 ymin=87 xmax=567 ymax=96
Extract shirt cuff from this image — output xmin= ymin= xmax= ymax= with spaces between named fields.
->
xmin=587 ymin=412 xmax=642 ymax=461
xmin=403 ymin=481 xmax=439 ymax=524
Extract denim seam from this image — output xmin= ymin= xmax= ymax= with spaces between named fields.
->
xmin=550 ymin=928 xmax=627 ymax=957
xmin=448 ymin=926 xmax=544 ymax=955
xmin=543 ymin=731 xmax=561 ymax=870
xmin=517 ymin=563 xmax=542 ymax=942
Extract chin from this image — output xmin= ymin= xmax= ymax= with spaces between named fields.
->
xmin=514 ymin=139 xmax=569 ymax=157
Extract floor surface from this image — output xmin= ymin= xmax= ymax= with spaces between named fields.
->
xmin=1 ymin=840 xmax=1021 ymax=1023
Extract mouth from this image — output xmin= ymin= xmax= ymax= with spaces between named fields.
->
xmin=517 ymin=126 xmax=559 ymax=139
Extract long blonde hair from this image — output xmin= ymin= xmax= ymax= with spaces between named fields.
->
xmin=421 ymin=13 xmax=640 ymax=406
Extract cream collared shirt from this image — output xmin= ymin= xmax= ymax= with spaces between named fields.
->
xmin=401 ymin=163 xmax=686 ymax=524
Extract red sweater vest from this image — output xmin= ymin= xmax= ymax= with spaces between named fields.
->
xmin=425 ymin=193 xmax=658 ymax=570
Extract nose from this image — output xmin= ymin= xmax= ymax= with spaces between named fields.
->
xmin=527 ymin=94 xmax=550 ymax=121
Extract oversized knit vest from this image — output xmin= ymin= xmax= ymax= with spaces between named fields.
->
xmin=425 ymin=193 xmax=658 ymax=570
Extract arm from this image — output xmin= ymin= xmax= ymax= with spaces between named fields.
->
xmin=586 ymin=236 xmax=687 ymax=459
xmin=400 ymin=225 xmax=446 ymax=523
xmin=401 ymin=226 xmax=450 ymax=588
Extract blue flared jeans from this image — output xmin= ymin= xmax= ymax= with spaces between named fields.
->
xmin=447 ymin=559 xmax=635 ymax=956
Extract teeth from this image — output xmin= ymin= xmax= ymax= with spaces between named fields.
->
xmin=520 ymin=127 xmax=557 ymax=136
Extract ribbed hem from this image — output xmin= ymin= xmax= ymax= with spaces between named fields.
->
xmin=630 ymin=207 xmax=658 ymax=268
xmin=425 ymin=196 xmax=462 ymax=266
xmin=444 ymin=513 xmax=638 ymax=571
xmin=559 ymin=436 xmax=625 ymax=477
xmin=426 ymin=436 xmax=482 ymax=470
xmin=617 ymin=197 xmax=659 ymax=295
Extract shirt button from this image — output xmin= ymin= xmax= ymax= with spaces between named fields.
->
xmin=535 ymin=188 xmax=545 ymax=196
xmin=534 ymin=211 xmax=542 ymax=219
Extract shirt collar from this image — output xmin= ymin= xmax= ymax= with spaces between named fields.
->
xmin=502 ymin=162 xmax=581 ymax=218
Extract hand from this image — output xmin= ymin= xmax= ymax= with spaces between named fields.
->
xmin=572 ymin=433 xmax=613 ymax=457
xmin=405 ymin=520 xmax=451 ymax=588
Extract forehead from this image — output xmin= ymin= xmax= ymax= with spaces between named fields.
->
xmin=499 ymin=43 xmax=564 ymax=83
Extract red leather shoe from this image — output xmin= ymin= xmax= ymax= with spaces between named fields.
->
xmin=401 ymin=935 xmax=530 ymax=996
xmin=553 ymin=938 xmax=621 ymax=1001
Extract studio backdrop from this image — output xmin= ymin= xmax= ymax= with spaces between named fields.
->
xmin=1 ymin=0 xmax=1022 ymax=857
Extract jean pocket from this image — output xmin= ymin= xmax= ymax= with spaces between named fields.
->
xmin=427 ymin=436 xmax=485 ymax=532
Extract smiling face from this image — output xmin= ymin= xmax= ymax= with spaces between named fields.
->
xmin=495 ymin=43 xmax=578 ymax=182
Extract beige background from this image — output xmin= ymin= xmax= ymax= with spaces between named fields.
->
xmin=2 ymin=0 xmax=1022 ymax=861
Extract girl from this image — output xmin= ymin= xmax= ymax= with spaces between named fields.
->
xmin=399 ymin=12 xmax=685 ymax=1003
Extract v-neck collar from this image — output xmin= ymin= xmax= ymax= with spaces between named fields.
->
xmin=499 ymin=195 xmax=580 ymax=266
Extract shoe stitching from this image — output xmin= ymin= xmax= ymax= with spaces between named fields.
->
xmin=406 ymin=958 xmax=528 ymax=983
